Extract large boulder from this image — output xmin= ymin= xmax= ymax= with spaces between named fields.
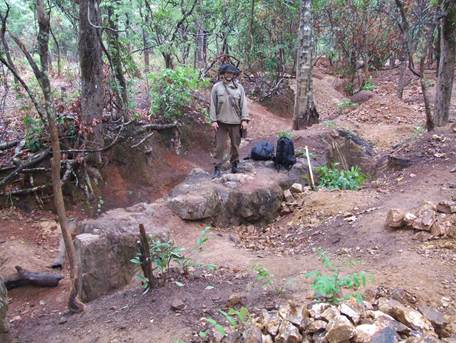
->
xmin=325 ymin=129 xmax=376 ymax=174
xmin=167 ymin=163 xmax=308 ymax=226
xmin=0 ymin=277 xmax=8 ymax=334
xmin=75 ymin=202 xmax=169 ymax=302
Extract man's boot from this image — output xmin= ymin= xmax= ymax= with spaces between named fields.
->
xmin=212 ymin=166 xmax=221 ymax=178
xmin=231 ymin=161 xmax=240 ymax=174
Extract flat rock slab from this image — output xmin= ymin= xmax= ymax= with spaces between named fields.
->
xmin=167 ymin=161 xmax=309 ymax=226
xmin=75 ymin=202 xmax=169 ymax=302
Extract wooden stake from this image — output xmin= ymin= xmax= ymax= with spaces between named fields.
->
xmin=305 ymin=146 xmax=316 ymax=190
xmin=139 ymin=224 xmax=155 ymax=288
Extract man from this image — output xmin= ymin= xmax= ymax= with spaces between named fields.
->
xmin=209 ymin=64 xmax=249 ymax=178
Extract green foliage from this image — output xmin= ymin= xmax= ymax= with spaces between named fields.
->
xmin=253 ymin=265 xmax=273 ymax=288
xmin=337 ymin=99 xmax=357 ymax=111
xmin=305 ymin=249 xmax=373 ymax=304
xmin=206 ymin=307 xmax=251 ymax=337
xmin=361 ymin=78 xmax=376 ymax=91
xmin=23 ymin=115 xmax=44 ymax=152
xmin=277 ymin=130 xmax=293 ymax=139
xmin=149 ymin=67 xmax=207 ymax=122
xmin=316 ymin=165 xmax=366 ymax=190
xmin=196 ymin=225 xmax=211 ymax=250
xmin=322 ymin=120 xmax=337 ymax=129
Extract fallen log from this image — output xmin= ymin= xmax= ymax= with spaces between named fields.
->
xmin=4 ymin=266 xmax=63 ymax=290
xmin=0 ymin=139 xmax=20 ymax=151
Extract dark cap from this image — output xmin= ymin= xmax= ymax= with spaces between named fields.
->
xmin=218 ymin=63 xmax=240 ymax=75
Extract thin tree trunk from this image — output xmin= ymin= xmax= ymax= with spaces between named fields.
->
xmin=293 ymin=0 xmax=319 ymax=130
xmin=36 ymin=0 xmax=84 ymax=313
xmin=247 ymin=0 xmax=255 ymax=68
xmin=143 ymin=29 xmax=150 ymax=73
xmin=434 ymin=1 xmax=456 ymax=126
xmin=397 ymin=43 xmax=407 ymax=98
xmin=50 ymin=27 xmax=61 ymax=77
xmin=106 ymin=1 xmax=128 ymax=118
xmin=79 ymin=0 xmax=104 ymax=163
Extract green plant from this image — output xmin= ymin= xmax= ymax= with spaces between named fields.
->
xmin=413 ymin=125 xmax=425 ymax=138
xmin=196 ymin=225 xmax=211 ymax=250
xmin=337 ymin=99 xmax=357 ymax=111
xmin=206 ymin=307 xmax=251 ymax=337
xmin=361 ymin=78 xmax=376 ymax=91
xmin=23 ymin=115 xmax=44 ymax=152
xmin=277 ymin=130 xmax=293 ymax=139
xmin=305 ymin=249 xmax=373 ymax=304
xmin=316 ymin=164 xmax=366 ymax=190
xmin=148 ymin=66 xmax=208 ymax=122
xmin=130 ymin=238 xmax=186 ymax=290
xmin=253 ymin=265 xmax=273 ymax=288
xmin=322 ymin=120 xmax=337 ymax=129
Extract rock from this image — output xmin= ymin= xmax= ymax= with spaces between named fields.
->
xmin=325 ymin=315 xmax=355 ymax=343
xmin=339 ymin=300 xmax=363 ymax=324
xmin=312 ymin=331 xmax=327 ymax=343
xmin=278 ymin=302 xmax=308 ymax=329
xmin=171 ymin=298 xmax=185 ymax=311
xmin=377 ymin=298 xmax=433 ymax=332
xmin=369 ymin=311 xmax=411 ymax=335
xmin=276 ymin=321 xmax=302 ymax=343
xmin=326 ymin=129 xmax=376 ymax=175
xmin=168 ymin=189 xmax=220 ymax=220
xmin=403 ymin=212 xmax=418 ymax=227
xmin=371 ymin=326 xmax=399 ymax=343
xmin=261 ymin=310 xmax=281 ymax=336
xmin=408 ymin=203 xmax=436 ymax=231
xmin=306 ymin=320 xmax=327 ymax=333
xmin=350 ymin=90 xmax=374 ymax=104
xmin=431 ymin=219 xmax=451 ymax=237
xmin=261 ymin=334 xmax=273 ymax=343
xmin=309 ymin=303 xmax=331 ymax=319
xmin=284 ymin=189 xmax=295 ymax=203
xmin=354 ymin=324 xmax=380 ymax=343
xmin=386 ymin=209 xmax=405 ymax=229
xmin=58 ymin=317 xmax=68 ymax=325
xmin=290 ymin=183 xmax=303 ymax=194
xmin=436 ymin=201 xmax=456 ymax=214
xmin=0 ymin=277 xmax=8 ymax=333
xmin=227 ymin=293 xmax=247 ymax=307
xmin=75 ymin=204 xmax=169 ymax=302
xmin=221 ymin=173 xmax=254 ymax=184
xmin=419 ymin=306 xmax=455 ymax=338
xmin=321 ymin=306 xmax=340 ymax=322
xmin=242 ymin=325 xmax=262 ymax=343
xmin=168 ymin=167 xmax=291 ymax=226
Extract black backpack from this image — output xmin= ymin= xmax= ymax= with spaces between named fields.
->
xmin=251 ymin=140 xmax=274 ymax=161
xmin=274 ymin=137 xmax=296 ymax=171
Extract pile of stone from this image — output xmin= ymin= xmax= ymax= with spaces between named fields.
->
xmin=281 ymin=183 xmax=308 ymax=215
xmin=385 ymin=201 xmax=456 ymax=237
xmin=228 ymin=297 xmax=455 ymax=343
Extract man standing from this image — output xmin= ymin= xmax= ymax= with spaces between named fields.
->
xmin=209 ymin=64 xmax=249 ymax=178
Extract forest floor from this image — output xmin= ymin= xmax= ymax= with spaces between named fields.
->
xmin=1 ymin=67 xmax=456 ymax=342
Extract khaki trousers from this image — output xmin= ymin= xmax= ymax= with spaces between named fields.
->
xmin=215 ymin=122 xmax=241 ymax=167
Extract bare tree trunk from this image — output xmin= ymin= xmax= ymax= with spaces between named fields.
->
xmin=50 ymin=27 xmax=61 ymax=77
xmin=247 ymin=0 xmax=255 ymax=68
xmin=163 ymin=53 xmax=174 ymax=69
xmin=434 ymin=1 xmax=456 ymax=126
xmin=397 ymin=43 xmax=407 ymax=98
xmin=106 ymin=1 xmax=128 ymax=118
xmin=79 ymin=0 xmax=104 ymax=163
xmin=143 ymin=30 xmax=150 ymax=72
xmin=36 ymin=0 xmax=84 ymax=313
xmin=293 ymin=0 xmax=319 ymax=130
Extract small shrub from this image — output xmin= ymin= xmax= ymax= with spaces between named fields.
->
xmin=148 ymin=66 xmax=208 ymax=122
xmin=316 ymin=164 xmax=366 ymax=190
xmin=253 ymin=265 xmax=273 ymax=288
xmin=305 ymin=249 xmax=373 ymax=304
xmin=361 ymin=78 xmax=376 ymax=91
xmin=322 ymin=120 xmax=337 ymax=129
xmin=277 ymin=130 xmax=293 ymax=139
xmin=337 ymin=99 xmax=357 ymax=111
xmin=205 ymin=307 xmax=251 ymax=338
xmin=23 ymin=115 xmax=44 ymax=152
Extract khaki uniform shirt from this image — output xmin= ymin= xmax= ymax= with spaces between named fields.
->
xmin=209 ymin=81 xmax=249 ymax=124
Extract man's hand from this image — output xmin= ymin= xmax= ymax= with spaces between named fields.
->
xmin=241 ymin=120 xmax=248 ymax=130
xmin=211 ymin=122 xmax=219 ymax=131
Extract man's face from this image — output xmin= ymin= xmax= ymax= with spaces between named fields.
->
xmin=223 ymin=72 xmax=236 ymax=82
